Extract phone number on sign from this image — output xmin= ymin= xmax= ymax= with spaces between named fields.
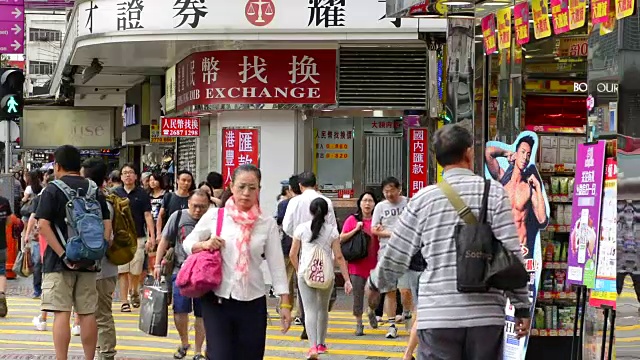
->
xmin=162 ymin=129 xmax=199 ymax=137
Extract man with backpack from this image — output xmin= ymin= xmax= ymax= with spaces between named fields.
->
xmin=367 ymin=125 xmax=531 ymax=359
xmin=35 ymin=145 xmax=111 ymax=360
xmin=153 ymin=189 xmax=210 ymax=360
xmin=81 ymin=158 xmax=118 ymax=360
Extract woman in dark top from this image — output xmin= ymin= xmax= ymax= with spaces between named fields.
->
xmin=148 ymin=173 xmax=166 ymax=222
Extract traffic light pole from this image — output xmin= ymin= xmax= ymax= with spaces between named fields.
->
xmin=4 ymin=119 xmax=9 ymax=174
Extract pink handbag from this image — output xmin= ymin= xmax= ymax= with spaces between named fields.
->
xmin=176 ymin=208 xmax=224 ymax=298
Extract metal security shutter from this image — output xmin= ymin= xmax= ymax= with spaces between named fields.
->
xmin=339 ymin=47 xmax=427 ymax=108
xmin=365 ymin=134 xmax=403 ymax=186
xmin=177 ymin=137 xmax=197 ymax=174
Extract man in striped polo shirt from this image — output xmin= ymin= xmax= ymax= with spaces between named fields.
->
xmin=368 ymin=124 xmax=531 ymax=359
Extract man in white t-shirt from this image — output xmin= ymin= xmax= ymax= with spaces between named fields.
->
xmin=282 ymin=171 xmax=337 ymax=340
xmin=370 ymin=177 xmax=409 ymax=339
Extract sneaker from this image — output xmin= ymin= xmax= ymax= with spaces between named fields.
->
xmin=355 ymin=324 xmax=365 ymax=336
xmin=0 ymin=293 xmax=6 ymax=318
xmin=306 ymin=346 xmax=318 ymax=360
xmin=367 ymin=308 xmax=378 ymax=329
xmin=71 ymin=325 xmax=81 ymax=336
xmin=32 ymin=316 xmax=47 ymax=331
xmin=316 ymin=344 xmax=328 ymax=354
xmin=386 ymin=325 xmax=398 ymax=339
xmin=294 ymin=316 xmax=302 ymax=325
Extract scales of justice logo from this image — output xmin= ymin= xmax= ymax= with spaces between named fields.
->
xmin=245 ymin=0 xmax=275 ymax=26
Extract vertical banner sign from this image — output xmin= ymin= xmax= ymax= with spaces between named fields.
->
xmin=615 ymin=0 xmax=634 ymax=19
xmin=551 ymin=0 xmax=571 ymax=34
xmin=221 ymin=128 xmax=260 ymax=187
xmin=408 ymin=128 xmax=428 ymax=197
xmin=600 ymin=5 xmax=616 ymax=35
xmin=567 ymin=141 xmax=606 ymax=288
xmin=481 ymin=14 xmax=497 ymax=54
xmin=591 ymin=0 xmax=610 ymax=24
xmin=532 ymin=0 xmax=552 ymax=39
xmin=514 ymin=2 xmax=531 ymax=45
xmin=569 ymin=0 xmax=587 ymax=30
xmin=589 ymin=158 xmax=617 ymax=309
xmin=496 ymin=7 xmax=511 ymax=50
xmin=484 ymin=132 xmax=550 ymax=360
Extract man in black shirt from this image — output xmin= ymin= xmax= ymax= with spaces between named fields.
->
xmin=35 ymin=145 xmax=110 ymax=360
xmin=0 ymin=194 xmax=13 ymax=318
xmin=113 ymin=163 xmax=155 ymax=311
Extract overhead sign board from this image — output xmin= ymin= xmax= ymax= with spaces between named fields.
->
xmin=0 ymin=1 xmax=24 ymax=55
xmin=24 ymin=0 xmax=74 ymax=9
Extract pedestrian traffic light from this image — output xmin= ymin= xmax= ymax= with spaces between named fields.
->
xmin=0 ymin=68 xmax=25 ymax=119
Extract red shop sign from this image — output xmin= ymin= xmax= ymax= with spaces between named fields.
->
xmin=222 ymin=128 xmax=260 ymax=187
xmin=408 ymin=128 xmax=428 ymax=197
xmin=161 ymin=117 xmax=200 ymax=137
xmin=175 ymin=50 xmax=337 ymax=110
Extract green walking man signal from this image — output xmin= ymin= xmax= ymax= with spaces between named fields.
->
xmin=6 ymin=96 xmax=17 ymax=114
xmin=0 ymin=68 xmax=25 ymax=119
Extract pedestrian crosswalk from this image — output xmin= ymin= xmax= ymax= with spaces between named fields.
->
xmin=0 ymin=297 xmax=409 ymax=359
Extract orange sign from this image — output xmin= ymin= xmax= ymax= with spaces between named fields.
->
xmin=569 ymin=0 xmax=586 ymax=30
xmin=615 ymin=0 xmax=634 ymax=19
xmin=532 ymin=0 xmax=552 ymax=39
xmin=497 ymin=7 xmax=511 ymax=50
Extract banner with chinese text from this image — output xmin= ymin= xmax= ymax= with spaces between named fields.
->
xmin=497 ymin=7 xmax=511 ymax=50
xmin=514 ymin=2 xmax=531 ymax=45
xmin=313 ymin=123 xmax=354 ymax=196
xmin=161 ymin=117 xmax=200 ymax=137
xmin=567 ymin=141 xmax=606 ymax=288
xmin=532 ymin=0 xmax=552 ymax=39
xmin=589 ymin=158 xmax=617 ymax=310
xmin=569 ymin=0 xmax=587 ymax=30
xmin=485 ymin=131 xmax=549 ymax=360
xmin=551 ymin=0 xmax=571 ymax=34
xmin=408 ymin=128 xmax=428 ymax=197
xmin=175 ymin=50 xmax=336 ymax=110
xmin=221 ymin=128 xmax=260 ymax=187
xmin=600 ymin=6 xmax=616 ymax=35
xmin=616 ymin=0 xmax=634 ymax=19
xmin=481 ymin=14 xmax=497 ymax=54
xmin=591 ymin=0 xmax=610 ymax=24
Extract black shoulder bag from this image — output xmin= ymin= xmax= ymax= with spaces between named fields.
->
xmin=340 ymin=215 xmax=370 ymax=261
xmin=439 ymin=179 xmax=528 ymax=293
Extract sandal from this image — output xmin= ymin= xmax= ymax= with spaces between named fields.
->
xmin=121 ymin=303 xmax=131 ymax=313
xmin=174 ymin=344 xmax=191 ymax=359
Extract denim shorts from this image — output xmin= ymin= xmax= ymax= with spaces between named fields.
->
xmin=0 ymin=248 xmax=6 ymax=276
xmin=171 ymin=274 xmax=202 ymax=317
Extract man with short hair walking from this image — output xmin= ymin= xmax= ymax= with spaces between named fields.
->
xmin=368 ymin=124 xmax=531 ymax=359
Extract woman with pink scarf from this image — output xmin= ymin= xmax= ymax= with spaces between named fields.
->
xmin=183 ymin=164 xmax=292 ymax=359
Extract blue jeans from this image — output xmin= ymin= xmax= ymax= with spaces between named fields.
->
xmin=31 ymin=241 xmax=42 ymax=296
xmin=171 ymin=274 xmax=202 ymax=316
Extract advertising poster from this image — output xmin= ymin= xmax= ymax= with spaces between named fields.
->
xmin=481 ymin=14 xmax=497 ymax=54
xmin=589 ymin=158 xmax=617 ymax=309
xmin=221 ymin=128 xmax=260 ymax=187
xmin=569 ymin=0 xmax=587 ymax=30
xmin=591 ymin=0 xmax=610 ymax=24
xmin=408 ymin=128 xmax=428 ymax=197
xmin=551 ymin=0 xmax=571 ymax=34
xmin=484 ymin=131 xmax=550 ymax=360
xmin=600 ymin=7 xmax=617 ymax=35
xmin=615 ymin=0 xmax=634 ymax=19
xmin=567 ymin=141 xmax=606 ymax=288
xmin=532 ymin=0 xmax=552 ymax=39
xmin=496 ymin=7 xmax=511 ymax=50
xmin=514 ymin=2 xmax=531 ymax=45
xmin=312 ymin=123 xmax=354 ymax=194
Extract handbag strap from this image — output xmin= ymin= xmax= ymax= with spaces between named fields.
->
xmin=438 ymin=181 xmax=478 ymax=225
xmin=479 ymin=180 xmax=491 ymax=224
xmin=216 ymin=208 xmax=224 ymax=237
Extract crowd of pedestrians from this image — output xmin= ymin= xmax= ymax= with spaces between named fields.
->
xmin=0 ymin=124 xmax=536 ymax=360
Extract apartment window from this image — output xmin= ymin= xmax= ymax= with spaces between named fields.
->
xmin=29 ymin=28 xmax=62 ymax=42
xmin=29 ymin=61 xmax=55 ymax=75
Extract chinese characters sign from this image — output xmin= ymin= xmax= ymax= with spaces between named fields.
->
xmin=481 ymin=14 xmax=497 ymax=55
xmin=160 ymin=117 xmax=200 ymax=137
xmin=408 ymin=128 xmax=428 ymax=197
xmin=496 ymin=7 xmax=511 ymax=51
xmin=221 ymin=128 xmax=260 ymax=187
xmin=514 ymin=2 xmax=530 ymax=45
xmin=591 ymin=0 xmax=610 ymax=24
xmin=569 ymin=0 xmax=586 ymax=30
xmin=551 ymin=0 xmax=570 ymax=34
xmin=615 ymin=0 xmax=634 ymax=19
xmin=567 ymin=141 xmax=606 ymax=288
xmin=174 ymin=50 xmax=336 ymax=110
xmin=313 ymin=121 xmax=353 ymax=194
xmin=76 ymin=0 xmax=417 ymax=36
xmin=532 ymin=0 xmax=552 ymax=39
xmin=589 ymin=158 xmax=616 ymax=310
